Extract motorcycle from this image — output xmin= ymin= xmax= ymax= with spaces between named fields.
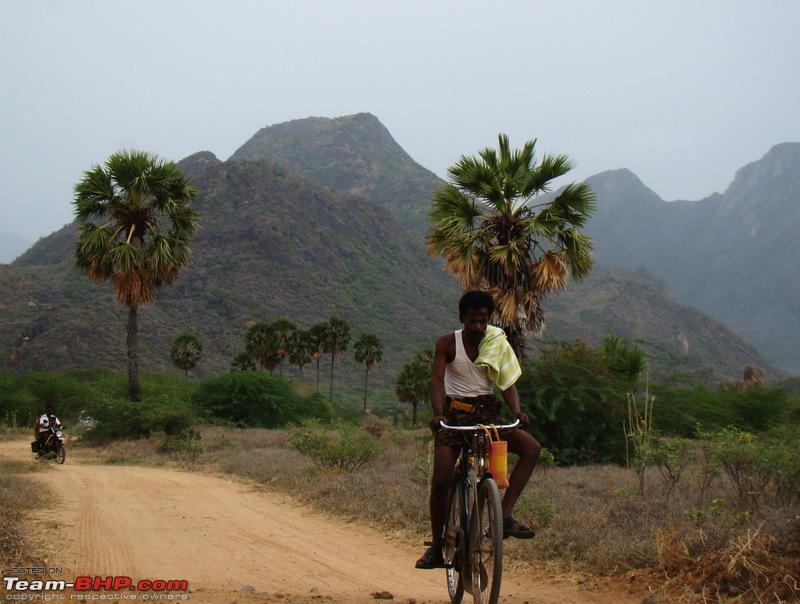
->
xmin=31 ymin=426 xmax=66 ymax=464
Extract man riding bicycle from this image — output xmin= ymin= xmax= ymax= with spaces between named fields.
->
xmin=416 ymin=290 xmax=541 ymax=569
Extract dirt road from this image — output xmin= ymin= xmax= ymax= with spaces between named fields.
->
xmin=2 ymin=436 xmax=644 ymax=603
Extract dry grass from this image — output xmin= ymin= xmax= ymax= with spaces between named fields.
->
xmin=0 ymin=432 xmax=52 ymax=570
xmin=7 ymin=424 xmax=800 ymax=602
xmin=656 ymin=523 xmax=800 ymax=602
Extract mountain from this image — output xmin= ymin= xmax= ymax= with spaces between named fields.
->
xmin=0 ymin=231 xmax=33 ymax=264
xmin=0 ymin=115 xmax=784 ymax=395
xmin=229 ymin=113 xmax=442 ymax=237
xmin=585 ymin=143 xmax=800 ymax=373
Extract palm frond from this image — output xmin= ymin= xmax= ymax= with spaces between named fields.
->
xmin=73 ymin=167 xmax=117 ymax=220
xmin=549 ymin=182 xmax=597 ymax=228
xmin=533 ymin=251 xmax=568 ymax=291
xmin=112 ymin=269 xmax=156 ymax=308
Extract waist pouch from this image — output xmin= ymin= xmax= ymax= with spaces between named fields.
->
xmin=447 ymin=394 xmax=498 ymax=414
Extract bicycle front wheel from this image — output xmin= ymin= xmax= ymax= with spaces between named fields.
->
xmin=470 ymin=477 xmax=503 ymax=604
xmin=55 ymin=445 xmax=66 ymax=464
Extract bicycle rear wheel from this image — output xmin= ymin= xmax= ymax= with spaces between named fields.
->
xmin=469 ymin=478 xmax=503 ymax=604
xmin=442 ymin=481 xmax=465 ymax=604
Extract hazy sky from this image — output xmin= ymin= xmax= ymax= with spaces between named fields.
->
xmin=2 ymin=1 xmax=799 ymax=242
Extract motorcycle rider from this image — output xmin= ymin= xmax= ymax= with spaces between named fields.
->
xmin=33 ymin=409 xmax=43 ymax=440
xmin=37 ymin=405 xmax=62 ymax=451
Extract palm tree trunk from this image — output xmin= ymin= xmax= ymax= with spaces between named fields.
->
xmin=127 ymin=306 xmax=141 ymax=401
xmin=362 ymin=368 xmax=369 ymax=415
xmin=329 ymin=355 xmax=335 ymax=402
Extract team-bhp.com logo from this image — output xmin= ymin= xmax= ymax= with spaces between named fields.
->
xmin=3 ymin=574 xmax=189 ymax=601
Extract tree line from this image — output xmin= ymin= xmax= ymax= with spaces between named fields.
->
xmin=171 ymin=317 xmax=383 ymax=413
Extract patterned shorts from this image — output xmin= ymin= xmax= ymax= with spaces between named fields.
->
xmin=435 ymin=394 xmax=510 ymax=448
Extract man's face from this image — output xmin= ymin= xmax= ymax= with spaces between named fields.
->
xmin=460 ymin=308 xmax=489 ymax=338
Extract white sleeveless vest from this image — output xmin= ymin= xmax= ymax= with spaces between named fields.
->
xmin=444 ymin=330 xmax=494 ymax=397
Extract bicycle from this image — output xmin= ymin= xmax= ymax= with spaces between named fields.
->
xmin=438 ymin=419 xmax=520 ymax=604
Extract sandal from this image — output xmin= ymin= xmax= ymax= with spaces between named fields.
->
xmin=415 ymin=545 xmax=445 ymax=569
xmin=503 ymin=516 xmax=535 ymax=539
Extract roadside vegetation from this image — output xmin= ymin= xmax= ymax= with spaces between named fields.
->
xmin=2 ymin=347 xmax=799 ymax=602
xmin=0 ymin=419 xmax=50 ymax=569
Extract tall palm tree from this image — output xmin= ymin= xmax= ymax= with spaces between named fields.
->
xmin=289 ymin=329 xmax=312 ymax=374
xmin=245 ymin=321 xmax=280 ymax=372
xmin=73 ymin=149 xmax=199 ymax=400
xmin=322 ymin=316 xmax=351 ymax=402
xmin=395 ymin=348 xmax=433 ymax=426
xmin=427 ymin=134 xmax=595 ymax=357
xmin=353 ymin=332 xmax=383 ymax=415
xmin=270 ymin=318 xmax=298 ymax=376
xmin=309 ymin=322 xmax=329 ymax=393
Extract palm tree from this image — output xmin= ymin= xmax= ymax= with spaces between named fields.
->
xmin=602 ymin=335 xmax=648 ymax=382
xmin=353 ymin=332 xmax=383 ymax=415
xmin=170 ymin=332 xmax=202 ymax=378
xmin=245 ymin=321 xmax=280 ymax=372
xmin=289 ymin=329 xmax=312 ymax=374
xmin=322 ymin=316 xmax=351 ymax=402
xmin=309 ymin=322 xmax=329 ymax=393
xmin=427 ymin=134 xmax=595 ymax=357
xmin=73 ymin=149 xmax=199 ymax=400
xmin=270 ymin=318 xmax=297 ymax=376
xmin=395 ymin=349 xmax=433 ymax=426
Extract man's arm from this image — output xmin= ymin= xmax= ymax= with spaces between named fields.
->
xmin=501 ymin=384 xmax=530 ymax=428
xmin=428 ymin=334 xmax=451 ymax=434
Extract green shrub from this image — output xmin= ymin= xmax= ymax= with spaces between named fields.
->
xmin=651 ymin=385 xmax=790 ymax=437
xmin=0 ymin=370 xmax=130 ymax=431
xmin=652 ymin=436 xmax=696 ymax=499
xmin=193 ymin=371 xmax=332 ymax=428
xmin=81 ymin=394 xmax=197 ymax=443
xmin=760 ymin=425 xmax=800 ymax=507
xmin=698 ymin=427 xmax=773 ymax=513
xmin=0 ymin=374 xmax=45 ymax=430
xmin=518 ymin=340 xmax=637 ymax=465
xmin=289 ymin=421 xmax=385 ymax=471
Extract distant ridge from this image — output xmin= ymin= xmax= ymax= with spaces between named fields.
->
xmin=585 ymin=142 xmax=800 ymax=373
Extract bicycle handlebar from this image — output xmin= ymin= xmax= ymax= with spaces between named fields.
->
xmin=438 ymin=419 xmax=521 ymax=432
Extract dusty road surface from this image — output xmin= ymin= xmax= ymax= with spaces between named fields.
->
xmin=1 ymin=436 xmax=646 ymax=603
